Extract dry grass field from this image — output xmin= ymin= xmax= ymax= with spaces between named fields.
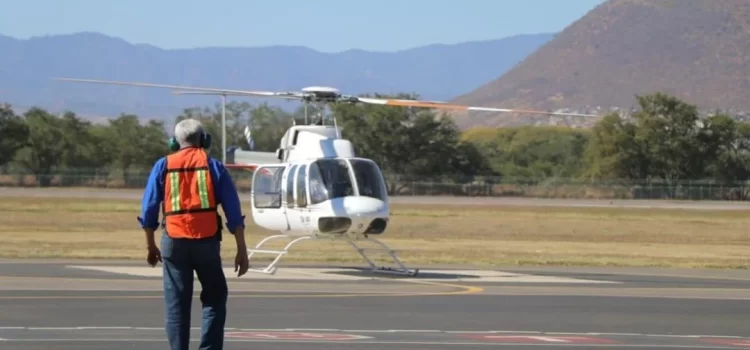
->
xmin=0 ymin=195 xmax=748 ymax=269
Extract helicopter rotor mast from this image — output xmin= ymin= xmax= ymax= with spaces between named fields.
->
xmin=298 ymin=86 xmax=346 ymax=128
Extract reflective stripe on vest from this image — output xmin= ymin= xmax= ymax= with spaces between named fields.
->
xmin=164 ymin=166 xmax=214 ymax=215
xmin=163 ymin=148 xmax=219 ymax=239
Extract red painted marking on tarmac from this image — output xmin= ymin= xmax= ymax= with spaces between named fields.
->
xmin=701 ymin=338 xmax=750 ymax=347
xmin=225 ymin=331 xmax=368 ymax=340
xmin=461 ymin=334 xmax=619 ymax=344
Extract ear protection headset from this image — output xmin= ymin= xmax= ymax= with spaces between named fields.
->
xmin=168 ymin=130 xmax=212 ymax=152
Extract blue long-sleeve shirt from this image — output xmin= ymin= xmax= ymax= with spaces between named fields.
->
xmin=137 ymin=156 xmax=245 ymax=234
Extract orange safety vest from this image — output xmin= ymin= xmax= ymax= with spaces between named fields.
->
xmin=163 ymin=147 xmax=219 ymax=239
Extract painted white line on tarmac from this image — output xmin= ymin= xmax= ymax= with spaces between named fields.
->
xmin=0 ymin=326 xmax=747 ymax=340
xmin=0 ymin=338 xmax=740 ymax=348
xmin=64 ymin=265 xmax=620 ymax=284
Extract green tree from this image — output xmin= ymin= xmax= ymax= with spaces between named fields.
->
xmin=331 ymin=93 xmax=492 ymax=192
xmin=582 ymin=93 xmax=745 ymax=182
xmin=106 ymin=114 xmax=167 ymax=185
xmin=13 ymin=107 xmax=68 ymax=186
xmin=700 ymin=113 xmax=750 ymax=181
xmin=700 ymin=113 xmax=750 ymax=199
xmin=582 ymin=92 xmax=750 ymax=200
xmin=630 ymin=93 xmax=709 ymax=182
xmin=463 ymin=125 xmax=590 ymax=178
xmin=56 ymin=111 xmax=117 ymax=185
xmin=582 ymin=112 xmax=645 ymax=179
xmin=0 ymin=103 xmax=29 ymax=167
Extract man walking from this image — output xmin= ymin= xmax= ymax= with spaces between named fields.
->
xmin=137 ymin=118 xmax=250 ymax=350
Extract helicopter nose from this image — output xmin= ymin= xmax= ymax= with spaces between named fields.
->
xmin=343 ymin=196 xmax=387 ymax=216
xmin=318 ymin=197 xmax=389 ymax=235
xmin=343 ymin=196 xmax=388 ymax=234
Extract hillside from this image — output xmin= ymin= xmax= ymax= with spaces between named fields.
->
xmin=451 ymin=0 xmax=750 ymax=128
xmin=0 ymin=31 xmax=553 ymax=121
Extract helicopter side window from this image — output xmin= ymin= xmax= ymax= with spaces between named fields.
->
xmin=313 ymin=159 xmax=354 ymax=200
xmin=350 ymin=159 xmax=387 ymax=201
xmin=308 ymin=162 xmax=329 ymax=205
xmin=296 ymin=164 xmax=307 ymax=207
xmin=285 ymin=164 xmax=297 ymax=207
xmin=252 ymin=166 xmax=283 ymax=209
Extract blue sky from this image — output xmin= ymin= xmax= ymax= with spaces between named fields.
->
xmin=0 ymin=0 xmax=606 ymax=52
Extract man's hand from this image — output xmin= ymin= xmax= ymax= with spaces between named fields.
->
xmin=143 ymin=227 xmax=160 ymax=267
xmin=235 ymin=250 xmax=249 ymax=277
xmin=232 ymin=226 xmax=249 ymax=277
xmin=147 ymin=245 xmax=162 ymax=267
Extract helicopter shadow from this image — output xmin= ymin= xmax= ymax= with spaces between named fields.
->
xmin=321 ymin=266 xmax=482 ymax=280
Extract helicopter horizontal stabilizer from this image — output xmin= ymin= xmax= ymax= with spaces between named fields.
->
xmin=231 ymin=149 xmax=279 ymax=164
xmin=225 ymin=163 xmax=258 ymax=171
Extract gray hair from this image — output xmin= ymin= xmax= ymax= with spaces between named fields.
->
xmin=174 ymin=118 xmax=205 ymax=148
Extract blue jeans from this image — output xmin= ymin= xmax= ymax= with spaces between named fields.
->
xmin=160 ymin=231 xmax=228 ymax=350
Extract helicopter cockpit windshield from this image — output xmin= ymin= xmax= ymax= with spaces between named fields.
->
xmin=350 ymin=158 xmax=387 ymax=200
xmin=308 ymin=158 xmax=387 ymax=204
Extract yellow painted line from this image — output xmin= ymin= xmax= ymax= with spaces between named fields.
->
xmin=590 ymin=272 xmax=750 ymax=282
xmin=0 ymin=277 xmax=484 ymax=300
xmin=511 ymin=269 xmax=750 ymax=282
xmin=397 ymin=278 xmax=485 ymax=295
xmin=475 ymin=287 xmax=750 ymax=294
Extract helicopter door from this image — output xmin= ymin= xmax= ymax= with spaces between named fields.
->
xmin=293 ymin=164 xmax=313 ymax=230
xmin=283 ymin=164 xmax=303 ymax=232
xmin=250 ymin=165 xmax=289 ymax=231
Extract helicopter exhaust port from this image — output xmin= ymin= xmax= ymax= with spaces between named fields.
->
xmin=318 ymin=216 xmax=352 ymax=234
xmin=364 ymin=218 xmax=388 ymax=234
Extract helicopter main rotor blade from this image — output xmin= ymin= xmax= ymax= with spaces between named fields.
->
xmin=356 ymin=97 xmax=600 ymax=118
xmin=53 ymin=78 xmax=306 ymax=99
xmin=171 ymin=90 xmax=303 ymax=100
xmin=53 ymin=77 xmax=600 ymax=118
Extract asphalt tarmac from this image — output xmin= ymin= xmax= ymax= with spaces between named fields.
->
xmin=2 ymin=188 xmax=750 ymax=349
xmin=1 ymin=260 xmax=750 ymax=349
xmin=3 ymin=186 xmax=750 ymax=210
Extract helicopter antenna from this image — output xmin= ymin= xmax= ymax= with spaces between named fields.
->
xmin=304 ymin=100 xmax=308 ymax=125
xmin=333 ymin=114 xmax=340 ymax=138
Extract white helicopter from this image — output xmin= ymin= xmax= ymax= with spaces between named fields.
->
xmin=53 ymin=77 xmax=599 ymax=276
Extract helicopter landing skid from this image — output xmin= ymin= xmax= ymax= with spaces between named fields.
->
xmin=244 ymin=234 xmax=418 ymax=277
xmin=347 ymin=236 xmax=419 ymax=277
xmin=245 ymin=234 xmax=312 ymax=275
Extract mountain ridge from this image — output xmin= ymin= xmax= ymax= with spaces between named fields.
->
xmin=449 ymin=0 xmax=750 ymax=128
xmin=0 ymin=31 xmax=555 ymax=122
